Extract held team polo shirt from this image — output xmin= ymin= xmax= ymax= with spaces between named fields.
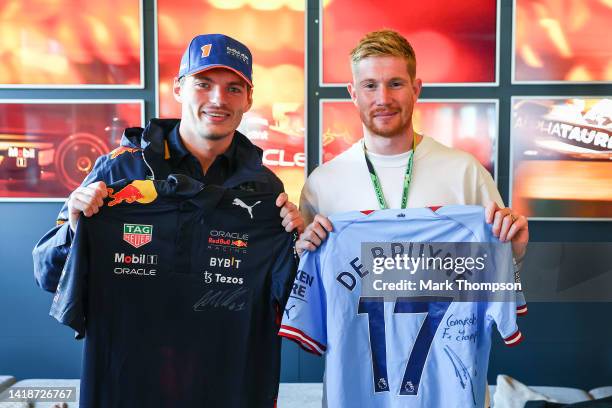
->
xmin=51 ymin=175 xmax=297 ymax=408
xmin=280 ymin=206 xmax=524 ymax=408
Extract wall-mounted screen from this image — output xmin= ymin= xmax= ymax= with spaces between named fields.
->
xmin=511 ymin=97 xmax=612 ymax=219
xmin=0 ymin=0 xmax=143 ymax=87
xmin=514 ymin=0 xmax=612 ymax=83
xmin=321 ymin=0 xmax=498 ymax=85
xmin=0 ymin=101 xmax=144 ymax=200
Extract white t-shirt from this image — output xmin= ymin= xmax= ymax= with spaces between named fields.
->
xmin=300 ymin=136 xmax=503 ymax=224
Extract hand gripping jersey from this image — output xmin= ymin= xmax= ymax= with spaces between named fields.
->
xmin=280 ymin=206 xmax=524 ymax=408
xmin=51 ymin=175 xmax=297 ymax=408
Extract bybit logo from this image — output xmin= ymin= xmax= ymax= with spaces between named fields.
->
xmin=209 ymin=257 xmax=242 ymax=269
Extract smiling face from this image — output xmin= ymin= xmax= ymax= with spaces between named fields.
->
xmin=173 ymin=68 xmax=253 ymax=143
xmin=348 ymin=55 xmax=422 ymax=140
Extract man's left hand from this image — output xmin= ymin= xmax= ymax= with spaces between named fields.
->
xmin=276 ymin=193 xmax=305 ymax=234
xmin=485 ymin=201 xmax=529 ymax=260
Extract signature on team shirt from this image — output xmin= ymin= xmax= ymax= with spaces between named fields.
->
xmin=192 ymin=287 xmax=248 ymax=312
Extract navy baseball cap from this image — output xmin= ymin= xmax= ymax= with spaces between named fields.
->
xmin=178 ymin=34 xmax=253 ymax=87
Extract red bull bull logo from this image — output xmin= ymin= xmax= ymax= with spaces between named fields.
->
xmin=232 ymin=240 xmax=248 ymax=248
xmin=107 ymin=180 xmax=158 ymax=207
xmin=109 ymin=146 xmax=141 ymax=159
xmin=207 ymin=231 xmax=249 ymax=254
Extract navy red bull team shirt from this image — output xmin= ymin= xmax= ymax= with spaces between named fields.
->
xmin=50 ymin=175 xmax=298 ymax=408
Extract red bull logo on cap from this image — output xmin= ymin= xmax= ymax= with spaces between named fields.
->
xmin=109 ymin=146 xmax=141 ymax=159
xmin=107 ymin=180 xmax=158 ymax=207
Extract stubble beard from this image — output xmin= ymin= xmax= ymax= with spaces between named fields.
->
xmin=361 ymin=110 xmax=411 ymax=139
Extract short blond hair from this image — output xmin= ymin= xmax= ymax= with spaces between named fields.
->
xmin=350 ymin=29 xmax=417 ymax=80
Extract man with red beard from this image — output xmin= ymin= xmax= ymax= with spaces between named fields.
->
xmin=291 ymin=29 xmax=528 ymax=408
xmin=297 ymin=29 xmax=529 ymax=259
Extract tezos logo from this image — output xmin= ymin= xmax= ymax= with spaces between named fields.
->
xmin=203 ymin=270 xmax=243 ymax=285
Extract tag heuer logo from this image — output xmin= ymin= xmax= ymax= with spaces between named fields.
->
xmin=123 ymin=224 xmax=153 ymax=248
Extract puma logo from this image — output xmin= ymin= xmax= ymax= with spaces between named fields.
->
xmin=232 ymin=198 xmax=261 ymax=219
xmin=284 ymin=304 xmax=296 ymax=319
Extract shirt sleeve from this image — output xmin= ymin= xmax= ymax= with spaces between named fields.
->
xmin=32 ymin=154 xmax=108 ymax=293
xmin=475 ymin=163 xmax=504 ymax=207
xmin=299 ymin=176 xmax=320 ymax=226
xmin=486 ymin=244 xmax=524 ymax=347
xmin=49 ymin=218 xmax=90 ymax=339
xmin=270 ymin=231 xmax=299 ymax=309
xmin=32 ymin=221 xmax=74 ymax=292
xmin=514 ymin=260 xmax=528 ymax=316
xmin=278 ymin=250 xmax=327 ymax=356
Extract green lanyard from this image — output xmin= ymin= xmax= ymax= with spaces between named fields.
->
xmin=363 ymin=135 xmax=416 ymax=209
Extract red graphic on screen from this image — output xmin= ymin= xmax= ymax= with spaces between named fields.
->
xmin=0 ymin=103 xmax=142 ymax=199
xmin=322 ymin=0 xmax=497 ymax=84
xmin=515 ymin=0 xmax=612 ymax=82
xmin=0 ymin=0 xmax=141 ymax=86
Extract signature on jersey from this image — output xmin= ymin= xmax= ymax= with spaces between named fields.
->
xmin=193 ymin=287 xmax=248 ymax=312
xmin=443 ymin=345 xmax=477 ymax=406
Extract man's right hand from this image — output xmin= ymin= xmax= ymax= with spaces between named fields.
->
xmin=67 ymin=181 xmax=108 ymax=232
xmin=295 ymin=214 xmax=333 ymax=256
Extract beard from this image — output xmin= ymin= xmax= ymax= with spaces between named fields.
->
xmin=360 ymin=110 xmax=411 ymax=138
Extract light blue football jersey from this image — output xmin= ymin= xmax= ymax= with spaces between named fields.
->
xmin=280 ymin=206 xmax=525 ymax=408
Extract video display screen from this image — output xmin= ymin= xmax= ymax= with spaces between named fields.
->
xmin=514 ymin=0 xmax=612 ymax=82
xmin=0 ymin=102 xmax=143 ymax=200
xmin=321 ymin=0 xmax=497 ymax=84
xmin=511 ymin=97 xmax=612 ymax=219
xmin=0 ymin=0 xmax=142 ymax=86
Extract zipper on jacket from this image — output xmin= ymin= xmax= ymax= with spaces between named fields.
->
xmin=141 ymin=151 xmax=156 ymax=180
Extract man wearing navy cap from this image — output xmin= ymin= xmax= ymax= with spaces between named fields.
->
xmin=33 ymin=34 xmax=304 ymax=292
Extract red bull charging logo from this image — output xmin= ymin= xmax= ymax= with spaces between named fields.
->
xmin=232 ymin=240 xmax=248 ymax=248
xmin=207 ymin=230 xmax=249 ymax=253
xmin=107 ymin=180 xmax=158 ymax=207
